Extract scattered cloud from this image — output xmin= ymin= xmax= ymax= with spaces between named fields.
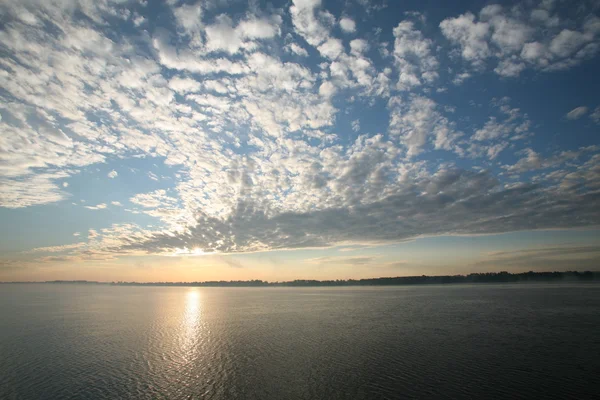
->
xmin=27 ymin=242 xmax=87 ymax=254
xmin=340 ymin=17 xmax=356 ymax=33
xmin=440 ymin=3 xmax=600 ymax=76
xmin=591 ymin=106 xmax=600 ymax=124
xmin=393 ymin=20 xmax=439 ymax=90
xmin=84 ymin=203 xmax=108 ymax=210
xmin=284 ymin=42 xmax=309 ymax=57
xmin=0 ymin=0 xmax=598 ymax=267
xmin=566 ymin=106 xmax=589 ymax=120
xmin=308 ymin=256 xmax=378 ymax=265
xmin=471 ymin=245 xmax=600 ymax=271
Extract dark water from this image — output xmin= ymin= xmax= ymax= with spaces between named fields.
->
xmin=1 ymin=284 xmax=599 ymax=399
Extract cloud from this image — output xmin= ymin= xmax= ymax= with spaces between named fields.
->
xmin=84 ymin=203 xmax=107 ymax=210
xmin=466 ymin=97 xmax=532 ymax=159
xmin=204 ymin=14 xmax=281 ymax=54
xmin=319 ymin=81 xmax=337 ymax=97
xmin=110 ymin=167 xmax=600 ymax=255
xmin=440 ymin=12 xmax=490 ymax=67
xmin=168 ymin=76 xmax=202 ymax=94
xmin=308 ymin=256 xmax=378 ymax=265
xmin=388 ymin=95 xmax=460 ymax=156
xmin=172 ymin=2 xmax=203 ymax=36
xmin=440 ymin=3 xmax=600 ymax=76
xmin=471 ymin=245 xmax=600 ymax=271
xmin=452 ymin=72 xmax=471 ymax=85
xmin=1 ymin=0 xmax=599 ymax=266
xmin=27 ymin=242 xmax=87 ymax=253
xmin=130 ymin=190 xmax=178 ymax=209
xmin=339 ymin=17 xmax=356 ymax=33
xmin=591 ymin=106 xmax=600 ymax=124
xmin=284 ymin=42 xmax=309 ymax=57
xmin=0 ymin=173 xmax=71 ymax=208
xmin=393 ymin=20 xmax=439 ymax=90
xmin=503 ymin=146 xmax=597 ymax=174
xmin=566 ymin=106 xmax=589 ymax=120
xmin=290 ymin=0 xmax=332 ymax=48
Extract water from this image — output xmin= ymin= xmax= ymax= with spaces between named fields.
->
xmin=1 ymin=284 xmax=599 ymax=399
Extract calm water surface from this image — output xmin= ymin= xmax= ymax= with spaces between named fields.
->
xmin=1 ymin=284 xmax=599 ymax=399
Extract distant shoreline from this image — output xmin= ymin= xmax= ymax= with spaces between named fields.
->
xmin=2 ymin=271 xmax=599 ymax=287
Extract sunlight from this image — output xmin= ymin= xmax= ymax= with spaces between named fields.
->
xmin=179 ymin=289 xmax=202 ymax=364
xmin=171 ymin=247 xmax=209 ymax=256
xmin=184 ymin=289 xmax=201 ymax=329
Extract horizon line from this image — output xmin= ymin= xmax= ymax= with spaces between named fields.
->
xmin=1 ymin=270 xmax=598 ymax=286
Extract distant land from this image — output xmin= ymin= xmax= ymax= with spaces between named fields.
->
xmin=2 ymin=271 xmax=599 ymax=286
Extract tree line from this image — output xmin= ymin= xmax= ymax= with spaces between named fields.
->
xmin=13 ymin=270 xmax=595 ymax=286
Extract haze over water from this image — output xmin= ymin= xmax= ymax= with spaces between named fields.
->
xmin=1 ymin=283 xmax=599 ymax=399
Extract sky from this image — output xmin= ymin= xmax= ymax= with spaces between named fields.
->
xmin=1 ymin=0 xmax=599 ymax=282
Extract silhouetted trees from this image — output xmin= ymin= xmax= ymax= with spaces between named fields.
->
xmin=2 ymin=271 xmax=597 ymax=286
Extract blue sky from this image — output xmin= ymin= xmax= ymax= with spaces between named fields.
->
xmin=1 ymin=0 xmax=599 ymax=281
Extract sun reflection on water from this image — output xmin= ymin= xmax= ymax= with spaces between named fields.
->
xmin=180 ymin=289 xmax=202 ymax=364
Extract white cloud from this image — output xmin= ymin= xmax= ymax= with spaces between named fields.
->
xmin=350 ymin=39 xmax=369 ymax=55
xmin=108 ymin=170 xmax=118 ymax=179
xmin=494 ymin=58 xmax=526 ymax=77
xmin=290 ymin=0 xmax=332 ymax=47
xmin=483 ymin=5 xmax=533 ymax=54
xmin=566 ymin=106 xmax=589 ymax=120
xmin=172 ymin=2 xmax=203 ymax=35
xmin=1 ymin=0 xmax=599 ymax=263
xmin=238 ymin=16 xmax=281 ymax=39
xmin=27 ymin=242 xmax=86 ymax=253
xmin=114 ymin=165 xmax=600 ymax=255
xmin=84 ymin=203 xmax=107 ymax=210
xmin=318 ymin=81 xmax=337 ymax=98
xmin=284 ymin=42 xmax=309 ymax=57
xmin=388 ymin=95 xmax=460 ymax=157
xmin=339 ymin=17 xmax=356 ymax=33
xmin=393 ymin=21 xmax=439 ymax=90
xmin=440 ymin=4 xmax=600 ymax=76
xmin=591 ymin=106 xmax=600 ymax=124
xmin=205 ymin=13 xmax=282 ymax=54
xmin=549 ymin=29 xmax=586 ymax=58
xmin=130 ymin=190 xmax=178 ymax=209
xmin=111 ymin=201 xmax=123 ymax=207
xmin=318 ymin=37 xmax=344 ymax=59
xmin=0 ymin=173 xmax=70 ymax=208
xmin=504 ymin=146 xmax=596 ymax=174
xmin=452 ymin=72 xmax=471 ymax=85
xmin=168 ymin=76 xmax=202 ymax=94
xmin=440 ymin=12 xmax=490 ymax=67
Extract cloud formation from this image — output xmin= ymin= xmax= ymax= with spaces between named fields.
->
xmin=440 ymin=2 xmax=600 ymax=77
xmin=566 ymin=106 xmax=589 ymax=120
xmin=0 ymin=0 xmax=598 ymax=264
